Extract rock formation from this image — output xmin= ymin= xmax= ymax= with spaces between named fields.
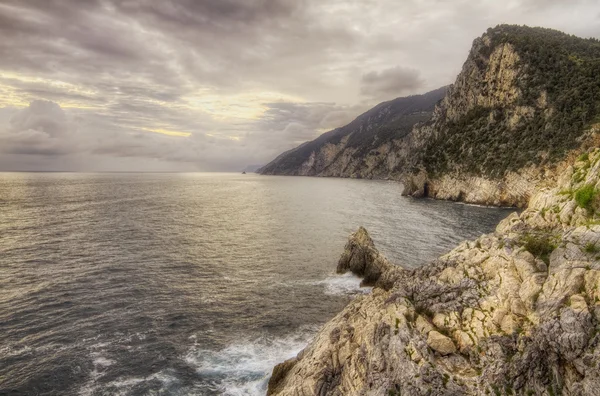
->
xmin=335 ymin=226 xmax=402 ymax=289
xmin=268 ymin=149 xmax=600 ymax=396
xmin=401 ymin=26 xmax=600 ymax=207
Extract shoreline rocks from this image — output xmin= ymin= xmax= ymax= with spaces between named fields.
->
xmin=268 ymin=150 xmax=600 ymax=396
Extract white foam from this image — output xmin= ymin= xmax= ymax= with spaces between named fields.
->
xmin=79 ymin=370 xmax=178 ymax=396
xmin=184 ymin=328 xmax=316 ymax=396
xmin=318 ymin=272 xmax=373 ymax=296
xmin=92 ymin=356 xmax=115 ymax=367
xmin=277 ymin=273 xmax=373 ymax=296
xmin=0 ymin=345 xmax=32 ymax=357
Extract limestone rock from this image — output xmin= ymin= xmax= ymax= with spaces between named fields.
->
xmin=427 ymin=331 xmax=457 ymax=355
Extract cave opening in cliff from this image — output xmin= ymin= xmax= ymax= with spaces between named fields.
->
xmin=423 ymin=182 xmax=429 ymax=198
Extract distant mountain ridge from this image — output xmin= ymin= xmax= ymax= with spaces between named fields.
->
xmin=261 ymin=25 xmax=600 ymax=207
xmin=258 ymin=87 xmax=448 ymax=178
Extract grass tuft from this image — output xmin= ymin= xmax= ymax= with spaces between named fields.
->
xmin=574 ymin=184 xmax=598 ymax=211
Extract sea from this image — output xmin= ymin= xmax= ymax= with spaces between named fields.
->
xmin=0 ymin=173 xmax=514 ymax=395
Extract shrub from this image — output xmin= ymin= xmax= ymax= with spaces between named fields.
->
xmin=422 ymin=25 xmax=600 ymax=179
xmin=574 ymin=184 xmax=598 ymax=211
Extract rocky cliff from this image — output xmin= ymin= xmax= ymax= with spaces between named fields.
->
xmin=258 ymin=87 xmax=447 ymax=179
xmin=402 ymin=26 xmax=600 ymax=207
xmin=261 ymin=25 xmax=600 ymax=207
xmin=268 ymin=149 xmax=600 ymax=396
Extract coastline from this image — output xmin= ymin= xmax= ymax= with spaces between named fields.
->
xmin=267 ymin=149 xmax=600 ymax=395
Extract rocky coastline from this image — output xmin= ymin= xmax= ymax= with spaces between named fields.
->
xmin=268 ymin=150 xmax=600 ymax=395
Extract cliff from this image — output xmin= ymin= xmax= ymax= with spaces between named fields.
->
xmin=261 ymin=25 xmax=600 ymax=207
xmin=258 ymin=87 xmax=447 ymax=178
xmin=402 ymin=25 xmax=600 ymax=207
xmin=268 ymin=149 xmax=600 ymax=396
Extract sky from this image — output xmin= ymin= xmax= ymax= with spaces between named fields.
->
xmin=0 ymin=0 xmax=599 ymax=172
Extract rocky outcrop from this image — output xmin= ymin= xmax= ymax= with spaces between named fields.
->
xmin=336 ymin=226 xmax=403 ymax=289
xmin=401 ymin=167 xmax=547 ymax=207
xmin=268 ymin=149 xmax=600 ymax=396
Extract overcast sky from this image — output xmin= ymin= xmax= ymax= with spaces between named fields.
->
xmin=0 ymin=0 xmax=599 ymax=171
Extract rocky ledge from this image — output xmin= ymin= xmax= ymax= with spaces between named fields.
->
xmin=268 ymin=150 xmax=600 ymax=395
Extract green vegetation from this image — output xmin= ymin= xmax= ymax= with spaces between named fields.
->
xmin=521 ymin=233 xmax=557 ymax=264
xmin=491 ymin=384 xmax=501 ymax=396
xmin=442 ymin=373 xmax=450 ymax=388
xmin=423 ymin=25 xmax=600 ymax=178
xmin=574 ymin=184 xmax=598 ymax=211
xmin=584 ymin=242 xmax=600 ymax=254
xmin=578 ymin=152 xmax=590 ymax=162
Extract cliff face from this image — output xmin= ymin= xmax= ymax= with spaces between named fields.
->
xmin=268 ymin=149 xmax=600 ymax=396
xmin=261 ymin=25 xmax=600 ymax=207
xmin=258 ymin=87 xmax=447 ymax=179
xmin=402 ymin=26 xmax=600 ymax=207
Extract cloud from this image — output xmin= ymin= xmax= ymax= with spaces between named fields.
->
xmin=0 ymin=0 xmax=598 ymax=170
xmin=0 ymin=100 xmax=79 ymax=156
xmin=360 ymin=66 xmax=425 ymax=100
xmin=253 ymin=101 xmax=367 ymax=148
xmin=0 ymin=99 xmax=362 ymax=171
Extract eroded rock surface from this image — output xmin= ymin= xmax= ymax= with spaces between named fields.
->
xmin=268 ymin=150 xmax=600 ymax=396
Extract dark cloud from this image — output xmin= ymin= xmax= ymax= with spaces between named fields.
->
xmin=360 ymin=67 xmax=425 ymax=100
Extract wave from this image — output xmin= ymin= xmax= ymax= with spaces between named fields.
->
xmin=275 ymin=272 xmax=372 ymax=296
xmin=317 ymin=272 xmax=372 ymax=296
xmin=79 ymin=370 xmax=179 ymax=396
xmin=184 ymin=327 xmax=316 ymax=396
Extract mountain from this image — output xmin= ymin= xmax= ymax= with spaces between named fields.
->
xmin=402 ymin=25 xmax=600 ymax=206
xmin=258 ymin=87 xmax=448 ymax=178
xmin=262 ymin=25 xmax=600 ymax=207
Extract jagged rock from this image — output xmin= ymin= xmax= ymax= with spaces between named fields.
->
xmin=268 ymin=358 xmax=297 ymax=395
xmin=268 ymin=149 xmax=600 ymax=396
xmin=336 ymin=226 xmax=403 ymax=288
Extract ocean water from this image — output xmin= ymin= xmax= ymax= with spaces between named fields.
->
xmin=0 ymin=173 xmax=514 ymax=395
